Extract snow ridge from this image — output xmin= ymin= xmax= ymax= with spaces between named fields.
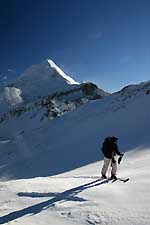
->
xmin=47 ymin=59 xmax=79 ymax=85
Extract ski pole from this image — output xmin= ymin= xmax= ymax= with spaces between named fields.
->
xmin=117 ymin=154 xmax=124 ymax=175
xmin=108 ymin=160 xmax=112 ymax=178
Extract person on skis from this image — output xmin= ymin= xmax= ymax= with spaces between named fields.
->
xmin=101 ymin=136 xmax=123 ymax=179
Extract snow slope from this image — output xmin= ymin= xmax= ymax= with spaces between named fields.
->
xmin=0 ymin=80 xmax=150 ymax=179
xmin=0 ymin=148 xmax=150 ymax=225
xmin=0 ymin=80 xmax=150 ymax=224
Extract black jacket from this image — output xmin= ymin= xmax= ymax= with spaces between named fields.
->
xmin=102 ymin=138 xmax=121 ymax=159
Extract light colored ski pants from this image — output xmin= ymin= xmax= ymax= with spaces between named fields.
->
xmin=101 ymin=157 xmax=117 ymax=176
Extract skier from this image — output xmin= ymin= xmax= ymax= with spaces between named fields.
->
xmin=101 ymin=136 xmax=123 ymax=179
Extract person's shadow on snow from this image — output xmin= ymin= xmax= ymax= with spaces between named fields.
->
xmin=0 ymin=178 xmax=108 ymax=224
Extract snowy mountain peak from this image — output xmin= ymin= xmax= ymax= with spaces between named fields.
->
xmin=14 ymin=60 xmax=80 ymax=102
xmin=47 ymin=59 xmax=79 ymax=85
xmin=0 ymin=59 xmax=108 ymax=113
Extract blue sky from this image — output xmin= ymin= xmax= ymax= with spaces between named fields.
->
xmin=0 ymin=0 xmax=150 ymax=92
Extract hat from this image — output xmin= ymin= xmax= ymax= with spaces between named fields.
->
xmin=111 ymin=136 xmax=118 ymax=142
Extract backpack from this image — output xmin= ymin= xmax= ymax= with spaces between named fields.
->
xmin=102 ymin=136 xmax=111 ymax=154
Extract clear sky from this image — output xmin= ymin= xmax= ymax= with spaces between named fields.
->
xmin=0 ymin=0 xmax=150 ymax=92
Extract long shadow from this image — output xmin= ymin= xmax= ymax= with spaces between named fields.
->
xmin=18 ymin=191 xmax=86 ymax=202
xmin=18 ymin=192 xmax=60 ymax=198
xmin=0 ymin=178 xmax=108 ymax=224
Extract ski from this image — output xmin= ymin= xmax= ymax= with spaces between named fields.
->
xmin=118 ymin=178 xmax=129 ymax=183
xmin=111 ymin=177 xmax=129 ymax=183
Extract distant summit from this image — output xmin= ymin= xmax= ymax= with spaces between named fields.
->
xmin=0 ymin=59 xmax=109 ymax=115
xmin=14 ymin=59 xmax=80 ymax=102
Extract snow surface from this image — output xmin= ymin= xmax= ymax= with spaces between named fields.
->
xmin=0 ymin=79 xmax=150 ymax=224
xmin=0 ymin=149 xmax=150 ymax=225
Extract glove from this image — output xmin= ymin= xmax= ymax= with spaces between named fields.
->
xmin=112 ymin=158 xmax=116 ymax=163
xmin=118 ymin=154 xmax=124 ymax=164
